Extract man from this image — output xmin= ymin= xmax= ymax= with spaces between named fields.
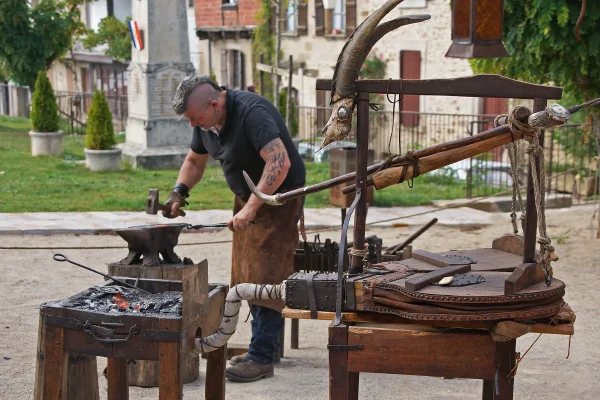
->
xmin=165 ymin=75 xmax=306 ymax=382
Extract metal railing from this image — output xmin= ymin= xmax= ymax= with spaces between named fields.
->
xmin=55 ymin=91 xmax=128 ymax=135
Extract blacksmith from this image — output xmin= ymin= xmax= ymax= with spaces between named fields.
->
xmin=165 ymin=75 xmax=306 ymax=382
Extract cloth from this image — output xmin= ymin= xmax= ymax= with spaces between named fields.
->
xmin=247 ymin=304 xmax=284 ymax=365
xmin=231 ymin=194 xmax=303 ymax=312
xmin=190 ymin=89 xmax=306 ymax=201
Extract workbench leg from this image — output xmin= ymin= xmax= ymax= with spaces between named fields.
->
xmin=482 ymin=340 xmax=516 ymax=400
xmin=107 ymin=358 xmax=128 ymax=400
xmin=328 ymin=324 xmax=349 ymax=400
xmin=291 ymin=319 xmax=299 ymax=349
xmin=348 ymin=371 xmax=360 ymax=400
xmin=205 ymin=344 xmax=226 ymax=400
xmin=159 ymin=341 xmax=183 ymax=400
xmin=42 ymin=325 xmax=67 ymax=400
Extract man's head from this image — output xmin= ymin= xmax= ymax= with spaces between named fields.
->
xmin=172 ymin=75 xmax=223 ymax=130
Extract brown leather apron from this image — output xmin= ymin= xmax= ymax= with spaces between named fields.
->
xmin=231 ymin=195 xmax=303 ymax=312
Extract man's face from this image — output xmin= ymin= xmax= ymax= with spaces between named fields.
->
xmin=184 ymin=100 xmax=218 ymax=130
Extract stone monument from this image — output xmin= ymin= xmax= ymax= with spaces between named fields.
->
xmin=119 ymin=0 xmax=196 ymax=169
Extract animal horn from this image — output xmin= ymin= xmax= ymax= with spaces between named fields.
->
xmin=242 ymin=171 xmax=284 ymax=206
xmin=331 ymin=0 xmax=407 ymax=98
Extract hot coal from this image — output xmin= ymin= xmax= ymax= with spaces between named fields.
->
xmin=57 ymin=285 xmax=183 ymax=316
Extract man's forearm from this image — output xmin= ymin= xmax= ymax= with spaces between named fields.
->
xmin=246 ymin=142 xmax=291 ymax=211
xmin=175 ymin=157 xmax=207 ymax=192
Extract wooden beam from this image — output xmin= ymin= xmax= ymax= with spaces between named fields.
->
xmin=316 ymin=75 xmax=562 ymax=99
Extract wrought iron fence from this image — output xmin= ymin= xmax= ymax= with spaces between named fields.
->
xmin=295 ymin=106 xmax=598 ymax=204
xmin=55 ymin=91 xmax=128 ymax=135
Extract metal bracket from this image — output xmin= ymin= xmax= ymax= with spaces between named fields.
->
xmin=327 ymin=344 xmax=364 ymax=351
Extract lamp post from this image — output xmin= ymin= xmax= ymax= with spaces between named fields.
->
xmin=445 ymin=0 xmax=509 ymax=58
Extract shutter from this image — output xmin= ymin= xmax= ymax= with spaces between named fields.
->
xmin=240 ymin=52 xmax=246 ymax=90
xmin=220 ymin=49 xmax=228 ymax=87
xmin=315 ymin=0 xmax=324 ymax=36
xmin=297 ymin=1 xmax=308 ymax=36
xmin=345 ymin=0 xmax=357 ymax=38
xmin=400 ymin=51 xmax=421 ymax=127
xmin=316 ymin=90 xmax=327 ymax=130
xmin=279 ymin=4 xmax=286 ymax=34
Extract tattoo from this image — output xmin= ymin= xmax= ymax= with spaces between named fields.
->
xmin=260 ymin=139 xmax=288 ymax=186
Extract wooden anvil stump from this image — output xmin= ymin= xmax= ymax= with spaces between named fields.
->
xmin=35 ymin=260 xmax=228 ymax=400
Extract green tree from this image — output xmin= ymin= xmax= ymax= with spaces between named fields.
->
xmin=30 ymin=71 xmax=60 ymax=132
xmin=85 ymin=90 xmax=115 ymax=150
xmin=0 ymin=0 xmax=85 ymax=88
xmin=82 ymin=15 xmax=132 ymax=62
xmin=251 ymin=0 xmax=276 ymax=102
xmin=470 ymin=0 xmax=600 ymax=159
xmin=278 ymin=89 xmax=298 ymax=137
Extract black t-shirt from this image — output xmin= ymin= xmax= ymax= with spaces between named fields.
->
xmin=190 ymin=89 xmax=306 ymax=201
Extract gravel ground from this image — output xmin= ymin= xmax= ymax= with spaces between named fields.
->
xmin=0 ymin=204 xmax=598 ymax=399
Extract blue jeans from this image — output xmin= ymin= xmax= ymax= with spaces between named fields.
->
xmin=247 ymin=304 xmax=283 ymax=365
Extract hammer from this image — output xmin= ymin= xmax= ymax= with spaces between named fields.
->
xmin=146 ymin=189 xmax=186 ymax=217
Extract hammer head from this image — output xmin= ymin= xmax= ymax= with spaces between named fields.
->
xmin=146 ymin=189 xmax=160 ymax=214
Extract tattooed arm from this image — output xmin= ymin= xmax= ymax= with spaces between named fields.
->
xmin=228 ymin=138 xmax=290 ymax=231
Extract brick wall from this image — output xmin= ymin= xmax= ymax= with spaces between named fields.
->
xmin=196 ymin=0 xmax=261 ymax=27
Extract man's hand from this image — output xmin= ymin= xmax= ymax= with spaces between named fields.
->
xmin=162 ymin=191 xmax=188 ymax=219
xmin=228 ymin=204 xmax=257 ymax=232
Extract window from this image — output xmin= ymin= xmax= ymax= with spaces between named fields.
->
xmin=286 ymin=1 xmax=298 ymax=33
xmin=222 ymin=0 xmax=237 ymax=6
xmin=221 ymin=50 xmax=246 ymax=90
xmin=188 ymin=0 xmax=194 ymax=7
xmin=331 ymin=0 xmax=346 ymax=34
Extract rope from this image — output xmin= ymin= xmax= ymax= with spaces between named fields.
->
xmin=496 ymin=106 xmax=557 ymax=285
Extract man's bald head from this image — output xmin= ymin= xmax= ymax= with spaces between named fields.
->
xmin=172 ymin=74 xmax=222 ymax=115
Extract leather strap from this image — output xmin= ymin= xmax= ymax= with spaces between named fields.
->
xmin=305 ymin=272 xmax=319 ymax=319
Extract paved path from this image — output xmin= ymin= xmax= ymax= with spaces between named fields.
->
xmin=0 ymin=206 xmax=503 ymax=235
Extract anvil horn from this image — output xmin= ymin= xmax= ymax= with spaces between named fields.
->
xmin=242 ymin=171 xmax=285 ymax=206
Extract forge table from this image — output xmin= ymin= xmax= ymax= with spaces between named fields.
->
xmin=282 ymin=309 xmax=574 ymax=400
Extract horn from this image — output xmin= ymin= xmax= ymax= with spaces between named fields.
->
xmin=242 ymin=171 xmax=284 ymax=206
xmin=331 ymin=0 xmax=408 ymax=99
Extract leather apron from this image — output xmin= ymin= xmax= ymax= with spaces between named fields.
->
xmin=231 ymin=195 xmax=303 ymax=312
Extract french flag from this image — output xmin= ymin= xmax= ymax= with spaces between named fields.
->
xmin=128 ymin=20 xmax=144 ymax=50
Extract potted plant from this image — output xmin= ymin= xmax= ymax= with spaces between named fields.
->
xmin=84 ymin=89 xmax=122 ymax=171
xmin=29 ymin=71 xmax=63 ymax=156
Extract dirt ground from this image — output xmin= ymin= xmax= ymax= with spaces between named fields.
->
xmin=0 ymin=204 xmax=598 ymax=400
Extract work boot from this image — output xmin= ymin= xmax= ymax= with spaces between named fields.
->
xmin=230 ymin=352 xmax=280 ymax=366
xmin=225 ymin=359 xmax=274 ymax=382
xmin=229 ymin=352 xmax=248 ymax=366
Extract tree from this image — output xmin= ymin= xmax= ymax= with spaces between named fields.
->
xmin=0 ymin=0 xmax=85 ymax=88
xmin=82 ymin=15 xmax=132 ymax=62
xmin=30 ymin=71 xmax=60 ymax=132
xmin=85 ymin=90 xmax=115 ymax=150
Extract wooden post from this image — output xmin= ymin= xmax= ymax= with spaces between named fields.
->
xmin=349 ymin=92 xmax=370 ymax=275
xmin=328 ymin=324 xmax=349 ymax=400
xmin=205 ymin=344 xmax=227 ymax=400
xmin=291 ymin=319 xmax=299 ymax=349
xmin=286 ymin=55 xmax=293 ymax=132
xmin=523 ymin=98 xmax=546 ymax=263
xmin=158 ymin=319 xmax=183 ymax=400
xmin=482 ymin=340 xmax=516 ymax=400
xmin=107 ymin=358 xmax=129 ymax=400
xmin=42 ymin=322 xmax=67 ymax=400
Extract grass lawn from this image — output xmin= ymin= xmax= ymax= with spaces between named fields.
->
xmin=0 ymin=115 xmax=472 ymax=212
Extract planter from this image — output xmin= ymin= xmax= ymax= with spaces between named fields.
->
xmin=29 ymin=131 xmax=63 ymax=156
xmin=84 ymin=148 xmax=123 ymax=171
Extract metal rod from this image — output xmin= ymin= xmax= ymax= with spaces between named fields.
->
xmin=384 ymin=217 xmax=438 ymax=255
xmin=523 ymin=99 xmax=546 ymax=263
xmin=52 ymin=254 xmax=151 ymax=294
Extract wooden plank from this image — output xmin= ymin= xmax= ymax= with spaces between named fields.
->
xmin=405 ymin=264 xmax=472 ymax=291
xmin=282 ymin=308 xmax=574 ymax=335
xmin=42 ymin=309 xmax=67 ymax=400
xmin=158 ymin=319 xmax=183 ymax=400
xmin=182 ymin=260 xmax=209 ymax=329
xmin=315 ymin=75 xmax=563 ymax=99
xmin=492 ymin=234 xmax=526 ymax=257
xmin=504 ymin=263 xmax=547 ymax=294
xmin=107 ymin=358 xmax=129 ymax=400
xmin=329 ymin=324 xmax=349 ymax=400
xmin=205 ymin=344 xmax=227 ymax=400
xmin=347 ymin=326 xmax=496 ymax=378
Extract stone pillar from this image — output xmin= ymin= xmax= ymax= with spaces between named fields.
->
xmin=119 ymin=0 xmax=196 ymax=169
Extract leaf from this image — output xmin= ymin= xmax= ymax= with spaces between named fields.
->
xmin=556 ymin=5 xmax=569 ymax=27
